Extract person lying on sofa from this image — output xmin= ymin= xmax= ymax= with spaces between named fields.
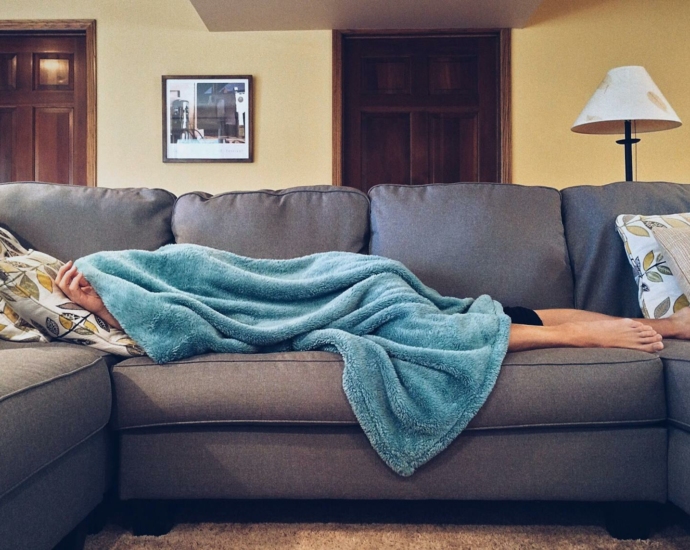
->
xmin=53 ymin=244 xmax=680 ymax=476
xmin=55 ymin=256 xmax=678 ymax=355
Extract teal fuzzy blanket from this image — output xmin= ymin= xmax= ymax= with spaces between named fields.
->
xmin=76 ymin=245 xmax=511 ymax=476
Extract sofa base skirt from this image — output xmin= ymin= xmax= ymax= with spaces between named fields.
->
xmin=119 ymin=425 xmax=667 ymax=502
xmin=0 ymin=428 xmax=111 ymax=550
xmin=669 ymin=426 xmax=690 ymax=514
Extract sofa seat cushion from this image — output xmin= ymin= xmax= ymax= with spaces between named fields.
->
xmin=111 ymin=348 xmax=664 ymax=432
xmin=471 ymin=348 xmax=665 ymax=430
xmin=112 ymin=352 xmax=356 ymax=430
xmin=0 ymin=340 xmax=119 ymax=363
xmin=0 ymin=345 xmax=112 ymax=498
xmin=661 ymin=339 xmax=690 ymax=430
xmin=0 ymin=340 xmax=47 ymax=351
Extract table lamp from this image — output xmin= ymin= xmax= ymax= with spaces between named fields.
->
xmin=572 ymin=66 xmax=681 ymax=181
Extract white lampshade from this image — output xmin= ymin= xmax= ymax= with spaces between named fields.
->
xmin=572 ymin=66 xmax=681 ymax=135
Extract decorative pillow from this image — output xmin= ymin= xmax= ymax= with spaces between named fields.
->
xmin=652 ymin=226 xmax=690 ymax=302
xmin=0 ymin=227 xmax=50 ymax=342
xmin=0 ymin=227 xmax=29 ymax=257
xmin=0 ymin=249 xmax=144 ymax=356
xmin=616 ymin=213 xmax=690 ymax=318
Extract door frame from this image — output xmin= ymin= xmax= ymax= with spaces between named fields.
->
xmin=332 ymin=28 xmax=511 ymax=186
xmin=0 ymin=19 xmax=97 ymax=186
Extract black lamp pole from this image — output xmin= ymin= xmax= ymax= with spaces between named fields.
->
xmin=616 ymin=120 xmax=640 ymax=181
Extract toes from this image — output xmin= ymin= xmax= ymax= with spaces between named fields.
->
xmin=642 ymin=341 xmax=664 ymax=352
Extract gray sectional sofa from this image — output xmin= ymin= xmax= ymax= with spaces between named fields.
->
xmin=1 ymin=180 xmax=690 ymax=549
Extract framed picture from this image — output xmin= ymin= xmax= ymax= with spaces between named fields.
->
xmin=162 ymin=75 xmax=253 ymax=162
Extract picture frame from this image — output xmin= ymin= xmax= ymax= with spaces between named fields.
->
xmin=162 ymin=75 xmax=253 ymax=162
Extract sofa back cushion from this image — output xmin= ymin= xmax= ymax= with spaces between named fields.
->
xmin=0 ymin=182 xmax=175 ymax=261
xmin=562 ymin=181 xmax=690 ymax=317
xmin=173 ymin=186 xmax=370 ymax=258
xmin=369 ymin=183 xmax=574 ymax=309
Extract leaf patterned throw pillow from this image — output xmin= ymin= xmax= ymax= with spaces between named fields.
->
xmin=0 ymin=248 xmax=145 ymax=356
xmin=616 ymin=213 xmax=690 ymax=318
xmin=652 ymin=226 xmax=690 ymax=301
xmin=0 ymin=227 xmax=50 ymax=342
xmin=0 ymin=227 xmax=29 ymax=257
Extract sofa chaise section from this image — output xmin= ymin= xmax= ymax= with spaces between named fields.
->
xmin=562 ymin=182 xmax=690 ymax=517
xmin=0 ymin=181 xmax=176 ymax=549
xmin=0 ymin=344 xmax=112 ymax=550
xmin=661 ymin=340 xmax=690 ymax=515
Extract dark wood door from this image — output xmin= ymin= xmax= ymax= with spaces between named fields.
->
xmin=342 ymin=34 xmax=502 ymax=193
xmin=0 ymin=34 xmax=87 ymax=185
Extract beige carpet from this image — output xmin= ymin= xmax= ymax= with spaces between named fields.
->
xmin=82 ymin=501 xmax=690 ymax=549
xmin=85 ymin=522 xmax=690 ymax=550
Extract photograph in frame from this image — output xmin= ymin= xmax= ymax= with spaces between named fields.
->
xmin=162 ymin=75 xmax=252 ymax=162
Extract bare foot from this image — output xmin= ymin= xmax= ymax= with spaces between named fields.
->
xmin=565 ymin=318 xmax=664 ymax=352
xmin=665 ymin=307 xmax=690 ymax=340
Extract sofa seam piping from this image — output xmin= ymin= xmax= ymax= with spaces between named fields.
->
xmin=115 ymin=359 xmax=345 ymax=368
xmin=114 ymin=417 xmax=667 ymax=433
xmin=116 ymin=357 xmax=658 ymax=369
xmin=0 ymin=354 xmax=108 ymax=405
xmin=668 ymin=418 xmax=690 ymax=431
xmin=367 ymin=182 xmax=563 ymax=195
xmin=502 ymin=358 xmax=661 ymax=367
xmin=0 ymin=425 xmax=107 ymax=501
xmin=175 ymin=188 xmax=370 ymax=205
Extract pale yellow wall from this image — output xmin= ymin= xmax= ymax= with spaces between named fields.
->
xmin=1 ymin=0 xmax=333 ymax=195
xmin=513 ymin=0 xmax=690 ymax=188
xmin=6 ymin=0 xmax=690 ymax=193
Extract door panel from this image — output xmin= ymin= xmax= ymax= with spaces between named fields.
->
xmin=35 ymin=107 xmax=73 ymax=184
xmin=342 ymin=33 xmax=501 ymax=193
xmin=0 ymin=108 xmax=14 ymax=181
xmin=0 ymin=34 xmax=86 ymax=184
xmin=34 ymin=53 xmax=74 ymax=90
xmin=361 ymin=113 xmax=411 ymax=189
xmin=428 ymin=55 xmax=477 ymax=96
xmin=0 ymin=54 xmax=16 ymax=90
xmin=361 ymin=57 xmax=412 ymax=95
xmin=429 ymin=113 xmax=478 ymax=183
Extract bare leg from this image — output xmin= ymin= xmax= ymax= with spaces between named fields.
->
xmin=508 ymin=320 xmax=664 ymax=353
xmin=536 ymin=309 xmax=617 ymax=325
xmin=536 ymin=307 xmax=690 ymax=340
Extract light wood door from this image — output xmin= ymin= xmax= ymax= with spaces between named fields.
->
xmin=339 ymin=32 xmax=506 ymax=193
xmin=0 ymin=34 xmax=87 ymax=185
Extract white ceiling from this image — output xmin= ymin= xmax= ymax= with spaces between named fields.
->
xmin=189 ymin=0 xmax=545 ymax=32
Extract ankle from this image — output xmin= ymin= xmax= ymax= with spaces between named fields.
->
xmin=653 ymin=318 xmax=680 ymax=339
xmin=549 ymin=322 xmax=587 ymax=347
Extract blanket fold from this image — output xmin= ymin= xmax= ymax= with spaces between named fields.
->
xmin=76 ymin=245 xmax=510 ymax=476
